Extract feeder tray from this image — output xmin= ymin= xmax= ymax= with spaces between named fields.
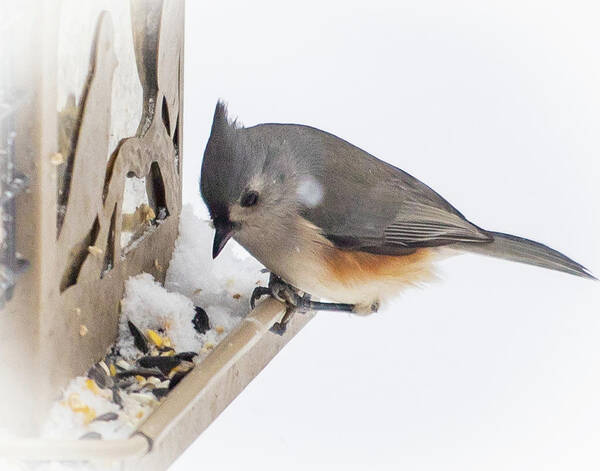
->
xmin=0 ymin=298 xmax=314 ymax=469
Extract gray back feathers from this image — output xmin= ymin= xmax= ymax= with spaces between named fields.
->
xmin=201 ymin=101 xmax=594 ymax=279
xmin=243 ymin=122 xmax=493 ymax=254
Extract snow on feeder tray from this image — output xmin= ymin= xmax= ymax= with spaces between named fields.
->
xmin=0 ymin=1 xmax=185 ymax=436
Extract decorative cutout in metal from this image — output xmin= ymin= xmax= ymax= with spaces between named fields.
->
xmin=57 ymin=4 xmax=182 ymax=293
xmin=0 ymin=0 xmax=183 ymax=434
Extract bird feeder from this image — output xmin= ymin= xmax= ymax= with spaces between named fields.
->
xmin=0 ymin=0 xmax=183 ymax=435
xmin=0 ymin=2 xmax=314 ymax=469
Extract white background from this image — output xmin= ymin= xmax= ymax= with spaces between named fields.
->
xmin=173 ymin=1 xmax=600 ymax=470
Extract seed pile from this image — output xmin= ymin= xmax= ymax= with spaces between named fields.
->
xmin=41 ymin=208 xmax=268 ymax=443
xmin=46 ymin=306 xmax=213 ymax=440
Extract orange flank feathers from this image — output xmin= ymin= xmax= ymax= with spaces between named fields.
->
xmin=323 ymin=247 xmax=438 ymax=288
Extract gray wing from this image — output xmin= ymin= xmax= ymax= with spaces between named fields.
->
xmin=381 ymin=199 xmax=491 ymax=249
xmin=312 ymin=195 xmax=492 ymax=255
xmin=256 ymin=124 xmax=492 ymax=255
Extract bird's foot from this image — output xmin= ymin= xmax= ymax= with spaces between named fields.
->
xmin=249 ymin=286 xmax=272 ymax=310
xmin=250 ymin=274 xmax=304 ymax=335
xmin=250 ymin=273 xmax=305 ymax=311
xmin=250 ymin=273 xmax=357 ymax=335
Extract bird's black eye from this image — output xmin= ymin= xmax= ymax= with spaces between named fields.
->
xmin=240 ymin=190 xmax=259 ymax=207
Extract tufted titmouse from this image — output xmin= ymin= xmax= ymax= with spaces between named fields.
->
xmin=200 ymin=102 xmax=594 ymax=325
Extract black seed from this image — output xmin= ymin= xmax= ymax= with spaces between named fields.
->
xmin=152 ymin=387 xmax=170 ymax=399
xmin=137 ymin=356 xmax=181 ymax=375
xmin=175 ymin=351 xmax=198 ymax=362
xmin=79 ymin=432 xmax=102 ymax=440
xmin=93 ymin=412 xmax=119 ymax=422
xmin=158 ymin=346 xmax=175 ymax=353
xmin=128 ymin=320 xmax=149 ymax=354
xmin=192 ymin=306 xmax=210 ymax=334
xmin=115 ymin=367 xmax=166 ymax=380
xmin=169 ymin=371 xmax=188 ymax=390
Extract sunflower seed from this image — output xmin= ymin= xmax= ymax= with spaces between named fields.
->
xmin=137 ymin=355 xmax=181 ymax=375
xmin=116 ymin=359 xmax=132 ymax=371
xmin=141 ymin=383 xmax=156 ymax=392
xmin=115 ymin=367 xmax=165 ymax=380
xmin=93 ymin=412 xmax=119 ymax=422
xmin=152 ymin=388 xmax=169 ymax=399
xmin=128 ymin=320 xmax=149 ymax=354
xmin=192 ymin=306 xmax=210 ymax=334
xmin=117 ymin=379 xmax=136 ymax=392
xmin=169 ymin=371 xmax=188 ymax=390
xmin=145 ymin=376 xmax=162 ymax=386
xmin=88 ymin=365 xmax=113 ymax=389
xmin=175 ymin=351 xmax=197 ymax=362
xmin=112 ymin=388 xmax=123 ymax=408
xmin=98 ymin=361 xmax=110 ymax=376
xmin=158 ymin=346 xmax=175 ymax=353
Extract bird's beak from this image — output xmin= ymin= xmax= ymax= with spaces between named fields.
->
xmin=212 ymin=221 xmax=234 ymax=259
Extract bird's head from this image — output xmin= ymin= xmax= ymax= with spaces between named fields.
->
xmin=200 ymin=101 xmax=307 ymax=258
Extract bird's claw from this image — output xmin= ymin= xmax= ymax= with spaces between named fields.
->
xmin=249 ymin=274 xmax=309 ymax=336
xmin=270 ymin=320 xmax=288 ymax=335
xmin=251 ymin=272 xmax=356 ymax=336
xmin=250 ymin=286 xmax=272 ymax=310
xmin=268 ymin=278 xmax=311 ymax=312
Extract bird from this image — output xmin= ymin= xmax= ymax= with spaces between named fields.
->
xmin=200 ymin=101 xmax=595 ymax=331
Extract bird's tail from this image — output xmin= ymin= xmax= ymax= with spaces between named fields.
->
xmin=454 ymin=231 xmax=596 ymax=280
